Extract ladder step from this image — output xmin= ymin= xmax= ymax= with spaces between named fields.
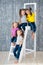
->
xmin=10 ymin=52 xmax=14 ymax=55
xmin=25 ymin=49 xmax=34 ymax=52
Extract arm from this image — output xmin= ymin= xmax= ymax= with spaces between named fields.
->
xmin=19 ymin=39 xmax=23 ymax=46
xmin=18 ymin=19 xmax=21 ymax=24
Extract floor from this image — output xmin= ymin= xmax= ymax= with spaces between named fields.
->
xmin=0 ymin=51 xmax=43 ymax=65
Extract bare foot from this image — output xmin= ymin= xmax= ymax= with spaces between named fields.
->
xmin=14 ymin=60 xmax=18 ymax=64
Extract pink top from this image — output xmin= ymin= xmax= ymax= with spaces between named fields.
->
xmin=11 ymin=28 xmax=19 ymax=37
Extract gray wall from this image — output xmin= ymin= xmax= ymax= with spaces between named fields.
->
xmin=0 ymin=0 xmax=43 ymax=51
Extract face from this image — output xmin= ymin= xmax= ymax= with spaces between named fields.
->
xmin=14 ymin=22 xmax=18 ymax=28
xmin=17 ymin=30 xmax=22 ymax=36
xmin=25 ymin=10 xmax=30 ymax=14
xmin=21 ymin=10 xmax=25 ymax=16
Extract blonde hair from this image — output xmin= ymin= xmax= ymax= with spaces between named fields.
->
xmin=12 ymin=22 xmax=19 ymax=28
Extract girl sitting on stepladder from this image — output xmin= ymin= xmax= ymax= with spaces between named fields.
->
xmin=25 ymin=7 xmax=36 ymax=39
xmin=18 ymin=9 xmax=27 ymax=31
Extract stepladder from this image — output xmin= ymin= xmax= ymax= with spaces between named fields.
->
xmin=8 ymin=45 xmax=15 ymax=61
xmin=8 ymin=25 xmax=36 ymax=63
xmin=8 ymin=26 xmax=30 ymax=61
xmin=8 ymin=26 xmax=29 ymax=61
xmin=19 ymin=26 xmax=36 ymax=63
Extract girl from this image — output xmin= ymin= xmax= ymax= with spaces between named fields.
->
xmin=18 ymin=9 xmax=27 ymax=31
xmin=11 ymin=22 xmax=19 ymax=46
xmin=13 ymin=29 xmax=24 ymax=63
xmin=25 ymin=7 xmax=36 ymax=39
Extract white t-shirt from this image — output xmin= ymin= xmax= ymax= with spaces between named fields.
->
xmin=21 ymin=15 xmax=27 ymax=23
xmin=16 ymin=35 xmax=23 ymax=45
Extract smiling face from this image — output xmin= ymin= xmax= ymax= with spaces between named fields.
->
xmin=25 ymin=9 xmax=30 ymax=15
xmin=13 ymin=22 xmax=18 ymax=28
xmin=17 ymin=30 xmax=22 ymax=36
xmin=21 ymin=10 xmax=25 ymax=16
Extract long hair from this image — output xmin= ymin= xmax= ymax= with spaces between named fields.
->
xmin=19 ymin=9 xmax=25 ymax=18
xmin=21 ymin=30 xmax=24 ymax=38
xmin=17 ymin=29 xmax=24 ymax=38
xmin=25 ymin=7 xmax=32 ymax=16
xmin=29 ymin=7 xmax=32 ymax=15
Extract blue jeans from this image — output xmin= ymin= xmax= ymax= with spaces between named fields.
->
xmin=13 ymin=45 xmax=22 ymax=59
xmin=18 ymin=23 xmax=27 ymax=30
xmin=28 ymin=22 xmax=36 ymax=32
xmin=19 ymin=22 xmax=36 ymax=32
xmin=11 ymin=37 xmax=17 ymax=43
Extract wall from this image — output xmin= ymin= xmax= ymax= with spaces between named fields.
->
xmin=0 ymin=0 xmax=43 ymax=51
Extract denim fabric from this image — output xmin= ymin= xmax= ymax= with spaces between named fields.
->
xmin=11 ymin=37 xmax=17 ymax=43
xmin=19 ymin=22 xmax=36 ymax=32
xmin=28 ymin=22 xmax=36 ymax=32
xmin=18 ymin=23 xmax=27 ymax=30
xmin=13 ymin=45 xmax=22 ymax=59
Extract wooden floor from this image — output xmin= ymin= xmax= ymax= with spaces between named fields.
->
xmin=0 ymin=51 xmax=43 ymax=65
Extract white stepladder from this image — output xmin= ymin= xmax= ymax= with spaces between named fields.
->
xmin=19 ymin=3 xmax=37 ymax=63
xmin=8 ymin=45 xmax=15 ymax=61
xmin=19 ymin=26 xmax=31 ymax=63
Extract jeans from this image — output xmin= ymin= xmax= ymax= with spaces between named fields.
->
xmin=19 ymin=22 xmax=36 ymax=32
xmin=13 ymin=45 xmax=22 ymax=59
xmin=11 ymin=37 xmax=17 ymax=43
xmin=28 ymin=22 xmax=36 ymax=32
xmin=18 ymin=23 xmax=27 ymax=30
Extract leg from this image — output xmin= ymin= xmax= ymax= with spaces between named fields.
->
xmin=18 ymin=23 xmax=23 ymax=29
xmin=32 ymin=23 xmax=36 ymax=33
xmin=31 ymin=23 xmax=36 ymax=39
xmin=11 ymin=37 xmax=17 ymax=46
xmin=18 ymin=23 xmax=27 ymax=31
xmin=21 ymin=23 xmax=27 ymax=30
xmin=16 ymin=45 xmax=22 ymax=59
xmin=28 ymin=22 xmax=36 ymax=39
xmin=28 ymin=22 xmax=33 ymax=30
xmin=13 ymin=45 xmax=19 ymax=58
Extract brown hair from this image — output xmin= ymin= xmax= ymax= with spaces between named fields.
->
xmin=17 ymin=29 xmax=24 ymax=38
xmin=20 ymin=30 xmax=24 ymax=38
xmin=19 ymin=9 xmax=25 ymax=17
xmin=25 ymin=7 xmax=32 ymax=16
